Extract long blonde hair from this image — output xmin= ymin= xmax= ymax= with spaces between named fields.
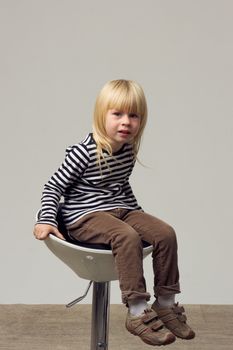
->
xmin=92 ymin=79 xmax=148 ymax=164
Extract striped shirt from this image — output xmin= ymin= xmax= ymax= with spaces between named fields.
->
xmin=37 ymin=133 xmax=142 ymax=227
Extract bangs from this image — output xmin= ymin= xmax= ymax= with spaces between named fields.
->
xmin=107 ymin=84 xmax=146 ymax=118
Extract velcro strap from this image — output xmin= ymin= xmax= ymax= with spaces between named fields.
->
xmin=178 ymin=314 xmax=187 ymax=322
xmin=173 ymin=305 xmax=185 ymax=314
xmin=160 ymin=312 xmax=177 ymax=323
xmin=151 ymin=319 xmax=164 ymax=331
xmin=143 ymin=313 xmax=158 ymax=325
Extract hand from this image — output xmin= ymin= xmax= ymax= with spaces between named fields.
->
xmin=33 ymin=223 xmax=65 ymax=241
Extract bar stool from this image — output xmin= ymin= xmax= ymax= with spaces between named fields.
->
xmin=40 ymin=209 xmax=153 ymax=350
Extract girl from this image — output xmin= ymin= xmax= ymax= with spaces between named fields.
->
xmin=33 ymin=79 xmax=195 ymax=346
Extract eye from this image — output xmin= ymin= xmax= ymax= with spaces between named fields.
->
xmin=129 ymin=113 xmax=140 ymax=119
xmin=112 ymin=111 xmax=121 ymax=116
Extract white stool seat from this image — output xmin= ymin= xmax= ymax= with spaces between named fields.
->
xmin=45 ymin=234 xmax=153 ymax=282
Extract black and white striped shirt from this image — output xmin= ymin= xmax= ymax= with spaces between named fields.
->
xmin=37 ymin=133 xmax=142 ymax=227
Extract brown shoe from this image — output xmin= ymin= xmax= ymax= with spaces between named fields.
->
xmin=152 ymin=302 xmax=195 ymax=340
xmin=126 ymin=308 xmax=176 ymax=346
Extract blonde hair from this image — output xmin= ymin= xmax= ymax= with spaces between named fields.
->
xmin=92 ymin=79 xmax=148 ymax=163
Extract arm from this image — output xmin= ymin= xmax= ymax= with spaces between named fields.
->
xmin=34 ymin=143 xmax=89 ymax=240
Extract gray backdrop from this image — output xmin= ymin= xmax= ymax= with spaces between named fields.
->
xmin=0 ymin=0 xmax=232 ymax=304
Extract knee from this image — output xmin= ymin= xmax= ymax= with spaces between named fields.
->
xmin=111 ymin=227 xmax=141 ymax=248
xmin=158 ymin=225 xmax=177 ymax=248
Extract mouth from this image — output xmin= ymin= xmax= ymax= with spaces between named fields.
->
xmin=118 ymin=130 xmax=131 ymax=135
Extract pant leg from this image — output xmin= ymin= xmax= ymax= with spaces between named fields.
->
xmin=123 ymin=210 xmax=180 ymax=297
xmin=67 ymin=209 xmax=151 ymax=304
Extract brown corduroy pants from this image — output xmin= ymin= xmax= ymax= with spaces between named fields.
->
xmin=68 ymin=209 xmax=180 ymax=304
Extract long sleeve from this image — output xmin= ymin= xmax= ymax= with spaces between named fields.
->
xmin=37 ymin=143 xmax=89 ymax=227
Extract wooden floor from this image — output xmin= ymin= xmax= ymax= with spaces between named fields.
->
xmin=0 ymin=304 xmax=232 ymax=350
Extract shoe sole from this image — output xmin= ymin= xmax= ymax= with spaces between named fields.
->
xmin=175 ymin=331 xmax=195 ymax=340
xmin=127 ymin=329 xmax=176 ymax=346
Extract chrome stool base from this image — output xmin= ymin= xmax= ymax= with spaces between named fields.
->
xmin=67 ymin=281 xmax=110 ymax=350
xmin=91 ymin=282 xmax=110 ymax=350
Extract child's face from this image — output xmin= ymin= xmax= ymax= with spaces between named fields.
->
xmin=105 ymin=109 xmax=141 ymax=152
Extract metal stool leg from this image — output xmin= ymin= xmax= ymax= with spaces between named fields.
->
xmin=91 ymin=281 xmax=111 ymax=350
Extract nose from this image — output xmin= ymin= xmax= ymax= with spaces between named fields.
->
xmin=121 ymin=113 xmax=130 ymax=125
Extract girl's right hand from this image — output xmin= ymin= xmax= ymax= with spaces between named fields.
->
xmin=33 ymin=223 xmax=65 ymax=241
